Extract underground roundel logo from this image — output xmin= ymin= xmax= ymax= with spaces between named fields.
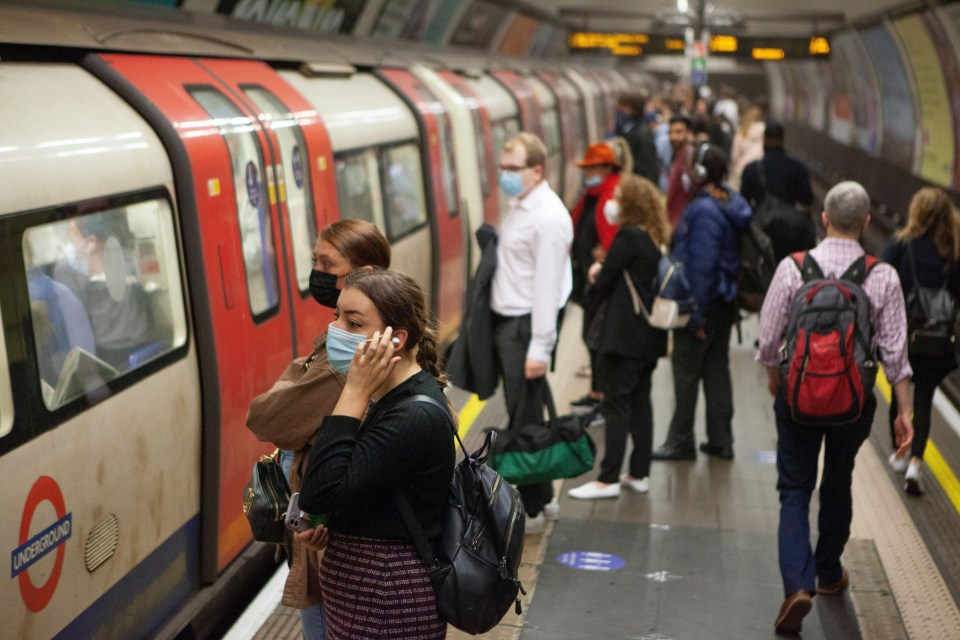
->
xmin=11 ymin=476 xmax=72 ymax=612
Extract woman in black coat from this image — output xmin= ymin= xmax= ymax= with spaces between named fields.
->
xmin=568 ymin=175 xmax=671 ymax=499
xmin=883 ymin=187 xmax=960 ymax=495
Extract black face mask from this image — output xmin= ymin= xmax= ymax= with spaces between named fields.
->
xmin=309 ymin=270 xmax=340 ymax=308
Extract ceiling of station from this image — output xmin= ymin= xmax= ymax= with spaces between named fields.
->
xmin=525 ymin=0 xmax=912 ymax=37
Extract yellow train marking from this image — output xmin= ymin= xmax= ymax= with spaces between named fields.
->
xmin=456 ymin=394 xmax=486 ymax=441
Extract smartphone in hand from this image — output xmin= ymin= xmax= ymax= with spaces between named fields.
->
xmin=284 ymin=492 xmax=311 ymax=533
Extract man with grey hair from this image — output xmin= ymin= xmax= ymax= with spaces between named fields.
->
xmin=756 ymin=181 xmax=914 ymax=634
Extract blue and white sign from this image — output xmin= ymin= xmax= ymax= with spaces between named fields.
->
xmin=245 ymin=161 xmax=261 ymax=207
xmin=556 ymin=551 xmax=625 ymax=572
xmin=291 ymin=145 xmax=304 ymax=189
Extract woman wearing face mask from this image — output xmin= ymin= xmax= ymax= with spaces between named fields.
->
xmin=568 ymin=143 xmax=621 ymax=411
xmin=246 ymin=219 xmax=390 ymax=640
xmin=568 ymin=175 xmax=670 ymax=499
xmin=298 ymin=268 xmax=455 ymax=639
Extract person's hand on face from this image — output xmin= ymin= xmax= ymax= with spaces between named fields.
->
xmin=333 ymin=287 xmax=401 ymax=400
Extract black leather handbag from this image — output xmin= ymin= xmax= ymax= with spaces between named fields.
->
xmin=242 ymin=450 xmax=292 ymax=545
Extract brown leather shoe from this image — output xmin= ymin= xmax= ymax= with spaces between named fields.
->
xmin=817 ymin=569 xmax=849 ymax=595
xmin=775 ymin=589 xmax=812 ymax=634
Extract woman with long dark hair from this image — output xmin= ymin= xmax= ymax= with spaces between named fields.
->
xmin=567 ymin=175 xmax=670 ymax=499
xmin=883 ymin=187 xmax=960 ymax=494
xmin=246 ymin=219 xmax=390 ymax=639
xmin=299 ymin=268 xmax=455 ymax=639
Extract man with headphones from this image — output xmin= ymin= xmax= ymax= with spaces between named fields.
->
xmin=652 ymin=143 xmax=753 ymax=461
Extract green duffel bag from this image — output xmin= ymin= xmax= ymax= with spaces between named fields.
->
xmin=487 ymin=383 xmax=596 ymax=485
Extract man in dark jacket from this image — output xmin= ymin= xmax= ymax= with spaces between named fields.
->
xmin=613 ymin=91 xmax=659 ymax=185
xmin=653 ymin=144 xmax=752 ymax=461
xmin=740 ymin=120 xmax=815 ymax=260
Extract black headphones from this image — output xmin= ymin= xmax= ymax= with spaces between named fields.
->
xmin=692 ymin=143 xmax=710 ymax=183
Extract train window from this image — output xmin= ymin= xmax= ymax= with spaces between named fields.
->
xmin=380 ymin=143 xmax=428 ymax=240
xmin=437 ymin=114 xmax=460 ymax=217
xmin=244 ymin=87 xmax=319 ymax=294
xmin=542 ymin=110 xmax=561 ymax=158
xmin=0 ymin=302 xmax=12 ymax=438
xmin=22 ymin=196 xmax=188 ymax=410
xmin=471 ymin=108 xmax=491 ymax=197
xmin=189 ymin=87 xmax=280 ymax=317
xmin=335 ymin=149 xmax=385 ymax=227
xmin=492 ymin=117 xmax=522 ymax=217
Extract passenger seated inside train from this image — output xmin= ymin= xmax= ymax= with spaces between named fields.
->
xmin=52 ymin=210 xmax=154 ymax=372
xmin=25 ymin=243 xmax=96 ymax=389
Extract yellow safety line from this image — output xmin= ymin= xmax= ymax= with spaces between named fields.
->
xmin=456 ymin=394 xmax=486 ymax=441
xmin=876 ymin=367 xmax=960 ymax=515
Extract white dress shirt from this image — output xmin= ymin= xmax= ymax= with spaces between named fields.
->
xmin=491 ymin=180 xmax=573 ymax=363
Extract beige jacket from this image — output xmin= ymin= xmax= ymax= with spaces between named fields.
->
xmin=246 ymin=332 xmax=344 ymax=609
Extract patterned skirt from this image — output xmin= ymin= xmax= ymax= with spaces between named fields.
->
xmin=320 ymin=532 xmax=446 ymax=640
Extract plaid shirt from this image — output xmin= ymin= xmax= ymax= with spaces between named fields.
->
xmin=756 ymin=238 xmax=912 ymax=385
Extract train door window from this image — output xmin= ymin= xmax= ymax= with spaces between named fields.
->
xmin=437 ymin=114 xmax=460 ymax=217
xmin=334 ymin=149 xmax=385 ymax=228
xmin=244 ymin=87 xmax=318 ymax=294
xmin=492 ymin=117 xmax=522 ymax=216
xmin=0 ymin=302 xmax=12 ymax=438
xmin=542 ymin=109 xmax=562 ymax=188
xmin=470 ymin=108 xmax=491 ymax=197
xmin=189 ymin=87 xmax=280 ymax=317
xmin=22 ymin=193 xmax=188 ymax=410
xmin=380 ymin=143 xmax=428 ymax=240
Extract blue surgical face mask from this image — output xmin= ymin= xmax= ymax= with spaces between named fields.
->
xmin=64 ymin=243 xmax=89 ymax=276
xmin=326 ymin=323 xmax=368 ymax=375
xmin=499 ymin=170 xmax=524 ymax=197
xmin=584 ymin=175 xmax=602 ymax=188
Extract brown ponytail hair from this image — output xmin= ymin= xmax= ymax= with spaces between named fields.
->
xmin=343 ymin=268 xmax=448 ymax=391
xmin=320 ymin=219 xmax=391 ymax=269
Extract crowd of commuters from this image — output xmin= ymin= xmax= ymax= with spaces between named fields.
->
xmin=237 ymin=78 xmax=957 ymax=638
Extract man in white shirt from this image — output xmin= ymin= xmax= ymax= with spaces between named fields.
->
xmin=492 ymin=132 xmax=574 ymax=529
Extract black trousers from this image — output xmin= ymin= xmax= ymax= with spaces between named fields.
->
xmin=888 ymin=365 xmax=953 ymax=459
xmin=492 ymin=313 xmax=554 ymax=517
xmin=663 ymin=301 xmax=737 ymax=451
xmin=598 ymin=353 xmax=657 ymax=482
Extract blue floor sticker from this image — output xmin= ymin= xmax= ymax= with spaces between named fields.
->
xmin=556 ymin=551 xmax=626 ymax=571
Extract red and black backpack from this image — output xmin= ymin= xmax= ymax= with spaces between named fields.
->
xmin=780 ymin=251 xmax=879 ymax=425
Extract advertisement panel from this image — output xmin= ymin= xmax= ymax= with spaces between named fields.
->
xmin=858 ymin=23 xmax=917 ymax=172
xmin=892 ymin=14 xmax=954 ymax=186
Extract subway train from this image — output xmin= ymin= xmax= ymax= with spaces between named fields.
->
xmin=0 ymin=3 xmax=648 ymax=638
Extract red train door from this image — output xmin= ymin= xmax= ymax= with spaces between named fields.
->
xmin=436 ymin=70 xmax=499 ymax=228
xmin=491 ymin=69 xmax=545 ymax=139
xmin=88 ymin=54 xmax=314 ymax=579
xmin=196 ymin=58 xmax=339 ymax=358
xmin=377 ymin=68 xmax=465 ymax=346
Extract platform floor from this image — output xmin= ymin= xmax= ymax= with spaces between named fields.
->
xmin=225 ymin=307 xmax=960 ymax=640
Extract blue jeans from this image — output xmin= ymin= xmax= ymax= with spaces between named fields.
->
xmin=774 ymin=392 xmax=874 ymax=597
xmin=299 ymin=603 xmax=327 ymax=640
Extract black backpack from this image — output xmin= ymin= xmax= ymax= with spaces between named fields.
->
xmin=394 ymin=395 xmax=525 ymax=635
xmin=904 ymin=243 xmax=957 ymax=358
xmin=753 ymin=161 xmax=816 ymax=263
xmin=780 ymin=252 xmax=879 ymax=425
xmin=738 ymin=222 xmax=777 ymax=312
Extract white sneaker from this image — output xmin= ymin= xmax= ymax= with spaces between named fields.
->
xmin=888 ymin=452 xmax=908 ymax=474
xmin=525 ymin=513 xmax=546 ymax=534
xmin=905 ymin=459 xmax=923 ymax=495
xmin=567 ymin=481 xmax=621 ymax=500
xmin=620 ymin=474 xmax=650 ymax=493
xmin=588 ymin=414 xmax=606 ymax=428
xmin=543 ymin=498 xmax=560 ymax=520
